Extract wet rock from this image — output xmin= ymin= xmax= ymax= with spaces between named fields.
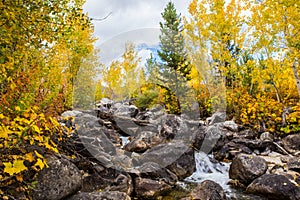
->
xmin=68 ymin=191 xmax=131 ymax=200
xmin=134 ymin=177 xmax=172 ymax=199
xmin=229 ymin=154 xmax=268 ymax=185
xmin=166 ymin=147 xmax=196 ymax=180
xmin=32 ymin=156 xmax=82 ymax=200
xmin=287 ymin=157 xmax=300 ymax=172
xmin=224 ymin=120 xmax=239 ymax=132
xmin=246 ymin=174 xmax=300 ymax=200
xmin=190 ymin=180 xmax=226 ymax=200
xmin=283 ymin=134 xmax=300 ymax=154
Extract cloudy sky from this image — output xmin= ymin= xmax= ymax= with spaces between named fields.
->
xmin=83 ymin=0 xmax=191 ymax=44
xmin=83 ymin=1 xmax=191 ymax=64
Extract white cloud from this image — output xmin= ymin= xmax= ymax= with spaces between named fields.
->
xmin=83 ymin=1 xmax=191 ymax=66
xmin=83 ymin=0 xmax=191 ymax=45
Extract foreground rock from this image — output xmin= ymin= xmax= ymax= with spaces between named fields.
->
xmin=32 ymin=156 xmax=82 ymax=200
xmin=229 ymin=154 xmax=267 ymax=186
xmin=68 ymin=191 xmax=131 ymax=200
xmin=134 ymin=177 xmax=172 ymax=199
xmin=246 ymin=174 xmax=300 ymax=200
xmin=184 ymin=180 xmax=226 ymax=200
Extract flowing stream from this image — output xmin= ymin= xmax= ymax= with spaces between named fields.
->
xmin=182 ymin=151 xmax=267 ymax=200
xmin=120 ymin=136 xmax=266 ymax=199
xmin=185 ymin=151 xmax=230 ymax=191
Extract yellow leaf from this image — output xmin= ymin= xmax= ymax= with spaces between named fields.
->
xmin=16 ymin=174 xmax=23 ymax=182
xmin=3 ymin=162 xmax=13 ymax=175
xmin=45 ymin=141 xmax=59 ymax=153
xmin=3 ymin=160 xmax=27 ymax=176
xmin=15 ymin=106 xmax=21 ymax=111
xmin=25 ymin=153 xmax=35 ymax=162
xmin=32 ymin=125 xmax=41 ymax=133
xmin=0 ymin=127 xmax=8 ymax=138
xmin=34 ymin=150 xmax=43 ymax=159
xmin=34 ymin=158 xmax=45 ymax=170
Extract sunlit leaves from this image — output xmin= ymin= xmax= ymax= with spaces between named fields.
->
xmin=101 ymin=43 xmax=143 ymax=100
xmin=3 ymin=160 xmax=27 ymax=176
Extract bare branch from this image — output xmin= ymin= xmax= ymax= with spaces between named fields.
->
xmin=90 ymin=12 xmax=112 ymax=21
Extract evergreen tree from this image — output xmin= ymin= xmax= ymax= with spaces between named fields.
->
xmin=158 ymin=1 xmax=191 ymax=80
xmin=156 ymin=1 xmax=191 ymax=114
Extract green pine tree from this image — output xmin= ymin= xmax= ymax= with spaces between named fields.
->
xmin=156 ymin=1 xmax=191 ymax=114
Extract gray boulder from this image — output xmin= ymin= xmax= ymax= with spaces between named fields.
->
xmin=137 ymin=141 xmax=195 ymax=180
xmin=68 ymin=191 xmax=131 ymax=200
xmin=246 ymin=174 xmax=300 ymax=200
xmin=189 ymin=180 xmax=226 ymax=200
xmin=134 ymin=177 xmax=172 ymax=199
xmin=32 ymin=156 xmax=82 ymax=200
xmin=229 ymin=154 xmax=268 ymax=185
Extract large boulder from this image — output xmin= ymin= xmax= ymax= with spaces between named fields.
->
xmin=188 ymin=180 xmax=226 ymax=200
xmin=166 ymin=147 xmax=195 ymax=179
xmin=74 ymin=158 xmax=133 ymax=195
xmin=246 ymin=174 xmax=300 ymax=200
xmin=32 ymin=156 xmax=82 ymax=200
xmin=229 ymin=154 xmax=268 ymax=185
xmin=137 ymin=141 xmax=196 ymax=180
xmin=134 ymin=177 xmax=172 ymax=199
xmin=68 ymin=191 xmax=131 ymax=200
xmin=283 ymin=134 xmax=300 ymax=155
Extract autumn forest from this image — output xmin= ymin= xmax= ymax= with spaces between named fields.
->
xmin=0 ymin=0 xmax=300 ymax=198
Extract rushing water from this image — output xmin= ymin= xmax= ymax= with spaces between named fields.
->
xmin=120 ymin=136 xmax=130 ymax=147
xmin=119 ymin=137 xmax=266 ymax=199
xmin=182 ymin=151 xmax=267 ymax=200
xmin=185 ymin=151 xmax=230 ymax=191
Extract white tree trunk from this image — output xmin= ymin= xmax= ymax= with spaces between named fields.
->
xmin=292 ymin=60 xmax=300 ymax=100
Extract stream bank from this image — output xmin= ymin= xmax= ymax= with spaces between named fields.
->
xmin=30 ymin=99 xmax=300 ymax=200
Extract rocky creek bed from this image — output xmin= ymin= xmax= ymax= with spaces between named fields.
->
xmin=30 ymin=99 xmax=300 ymax=200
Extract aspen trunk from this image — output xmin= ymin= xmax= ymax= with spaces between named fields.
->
xmin=292 ymin=60 xmax=300 ymax=100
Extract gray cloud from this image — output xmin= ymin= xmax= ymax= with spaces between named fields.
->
xmin=83 ymin=0 xmax=191 ymax=66
xmin=84 ymin=0 xmax=191 ymax=45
